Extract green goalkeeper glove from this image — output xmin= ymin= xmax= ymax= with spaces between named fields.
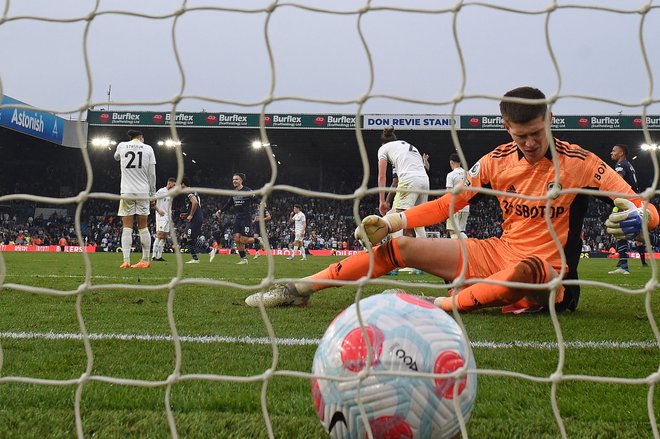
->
xmin=354 ymin=213 xmax=407 ymax=246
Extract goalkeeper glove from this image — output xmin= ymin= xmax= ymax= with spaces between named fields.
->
xmin=354 ymin=213 xmax=407 ymax=246
xmin=605 ymin=198 xmax=647 ymax=240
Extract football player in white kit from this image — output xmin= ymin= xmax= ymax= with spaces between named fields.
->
xmin=445 ymin=153 xmax=470 ymax=239
xmin=114 ymin=129 xmax=156 ymax=269
xmin=151 ymin=177 xmax=176 ymax=261
xmin=377 ymin=126 xmax=429 ymax=239
xmin=288 ymin=204 xmax=307 ymax=261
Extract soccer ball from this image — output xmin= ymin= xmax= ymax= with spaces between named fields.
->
xmin=311 ymin=292 xmax=477 ymax=439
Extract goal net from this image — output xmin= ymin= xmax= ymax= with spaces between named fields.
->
xmin=0 ymin=1 xmax=659 ymax=438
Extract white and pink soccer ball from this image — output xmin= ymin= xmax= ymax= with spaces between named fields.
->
xmin=312 ymin=291 xmax=477 ymax=439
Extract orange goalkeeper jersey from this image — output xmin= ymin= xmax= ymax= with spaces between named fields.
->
xmin=405 ymin=139 xmax=659 ymax=270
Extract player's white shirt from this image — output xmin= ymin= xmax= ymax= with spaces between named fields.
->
xmin=377 ymin=140 xmax=428 ymax=184
xmin=446 ymin=167 xmax=470 ymax=213
xmin=155 ymin=186 xmax=172 ymax=216
xmin=155 ymin=187 xmax=171 ymax=232
xmin=292 ymin=211 xmax=306 ymax=233
xmin=114 ymin=139 xmax=157 ymax=195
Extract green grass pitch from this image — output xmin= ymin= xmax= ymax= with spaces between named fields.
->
xmin=0 ymin=251 xmax=658 ymax=438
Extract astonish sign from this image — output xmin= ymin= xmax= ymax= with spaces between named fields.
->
xmin=0 ymin=95 xmax=64 ymax=144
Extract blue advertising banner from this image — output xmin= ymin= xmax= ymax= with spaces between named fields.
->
xmin=0 ymin=95 xmax=64 ymax=144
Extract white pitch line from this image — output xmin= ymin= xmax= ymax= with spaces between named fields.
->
xmin=0 ymin=331 xmax=657 ymax=349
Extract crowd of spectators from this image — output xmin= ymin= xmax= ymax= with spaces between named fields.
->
xmin=2 ymin=143 xmax=660 ymax=253
xmin=4 ymin=188 xmax=660 ymax=256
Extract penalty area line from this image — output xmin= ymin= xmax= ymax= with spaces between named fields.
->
xmin=0 ymin=331 xmax=657 ymax=349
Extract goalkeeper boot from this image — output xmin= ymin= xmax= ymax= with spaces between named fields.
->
xmin=253 ymin=251 xmax=260 ymax=260
xmin=237 ymin=258 xmax=248 ymax=265
xmin=245 ymin=283 xmax=310 ymax=308
xmin=119 ymin=261 xmax=131 ymax=269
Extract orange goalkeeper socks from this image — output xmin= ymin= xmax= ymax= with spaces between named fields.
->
xmin=438 ymin=256 xmax=557 ymax=312
xmin=299 ymin=239 xmax=404 ymax=293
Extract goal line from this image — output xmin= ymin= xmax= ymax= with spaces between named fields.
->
xmin=1 ymin=331 xmax=656 ymax=350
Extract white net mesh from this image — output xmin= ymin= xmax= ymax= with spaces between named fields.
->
xmin=1 ymin=1 xmax=660 ymax=438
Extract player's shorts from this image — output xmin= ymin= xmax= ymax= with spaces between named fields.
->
xmin=393 ymin=176 xmax=429 ymax=211
xmin=294 ymin=230 xmax=305 ymax=241
xmin=446 ymin=210 xmax=469 ymax=232
xmin=251 ymin=223 xmax=261 ymax=236
xmin=185 ymin=218 xmax=202 ymax=240
xmin=118 ymin=193 xmax=150 ymax=217
xmin=155 ymin=214 xmax=171 ymax=233
xmin=456 ymin=237 xmax=564 ymax=307
xmin=233 ymin=217 xmax=252 ymax=236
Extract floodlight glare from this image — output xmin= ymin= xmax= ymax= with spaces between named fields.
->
xmin=252 ymin=140 xmax=262 ymax=149
xmin=91 ymin=137 xmax=111 ymax=147
xmin=158 ymin=139 xmax=180 ymax=148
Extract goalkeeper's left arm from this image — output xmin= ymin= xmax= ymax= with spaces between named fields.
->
xmin=605 ymin=197 xmax=659 ymax=240
xmin=598 ymin=163 xmax=659 ymax=240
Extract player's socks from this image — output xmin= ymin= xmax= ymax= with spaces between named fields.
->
xmin=292 ymin=245 xmax=299 ymax=257
xmin=637 ymin=244 xmax=647 ymax=265
xmin=139 ymin=228 xmax=151 ymax=261
xmin=436 ymin=256 xmax=560 ymax=312
xmin=121 ymin=227 xmax=132 ymax=262
xmin=152 ymin=238 xmax=163 ymax=259
xmin=414 ymin=227 xmax=426 ymax=238
xmin=151 ymin=239 xmax=158 ymax=259
xmin=238 ymin=250 xmax=246 ymax=259
xmin=616 ymin=240 xmax=629 ymax=270
xmin=296 ymin=239 xmax=404 ymax=294
xmin=449 ymin=232 xmax=468 ymax=240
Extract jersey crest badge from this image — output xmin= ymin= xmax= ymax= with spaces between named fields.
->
xmin=468 ymin=161 xmax=481 ymax=178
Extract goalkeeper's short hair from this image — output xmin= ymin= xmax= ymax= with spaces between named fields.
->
xmin=500 ymin=86 xmax=547 ymax=124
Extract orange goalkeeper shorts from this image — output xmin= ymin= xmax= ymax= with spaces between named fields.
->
xmin=455 ymin=237 xmax=564 ymax=309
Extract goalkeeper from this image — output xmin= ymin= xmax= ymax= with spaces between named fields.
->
xmin=245 ymin=86 xmax=659 ymax=313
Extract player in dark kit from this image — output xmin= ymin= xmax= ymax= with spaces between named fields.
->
xmin=214 ymin=173 xmax=257 ymax=264
xmin=180 ymin=178 xmax=209 ymax=264
xmin=252 ymin=202 xmax=271 ymax=259
xmin=608 ymin=144 xmax=647 ymax=274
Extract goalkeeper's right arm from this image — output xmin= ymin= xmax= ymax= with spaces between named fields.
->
xmin=404 ymin=193 xmax=465 ymax=228
xmin=355 ymin=193 xmax=468 ymax=245
xmin=355 ymin=213 xmax=407 ymax=245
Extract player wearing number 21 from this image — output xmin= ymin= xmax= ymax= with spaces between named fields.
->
xmin=246 ymin=87 xmax=659 ymax=314
xmin=114 ymin=129 xmax=157 ymax=269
